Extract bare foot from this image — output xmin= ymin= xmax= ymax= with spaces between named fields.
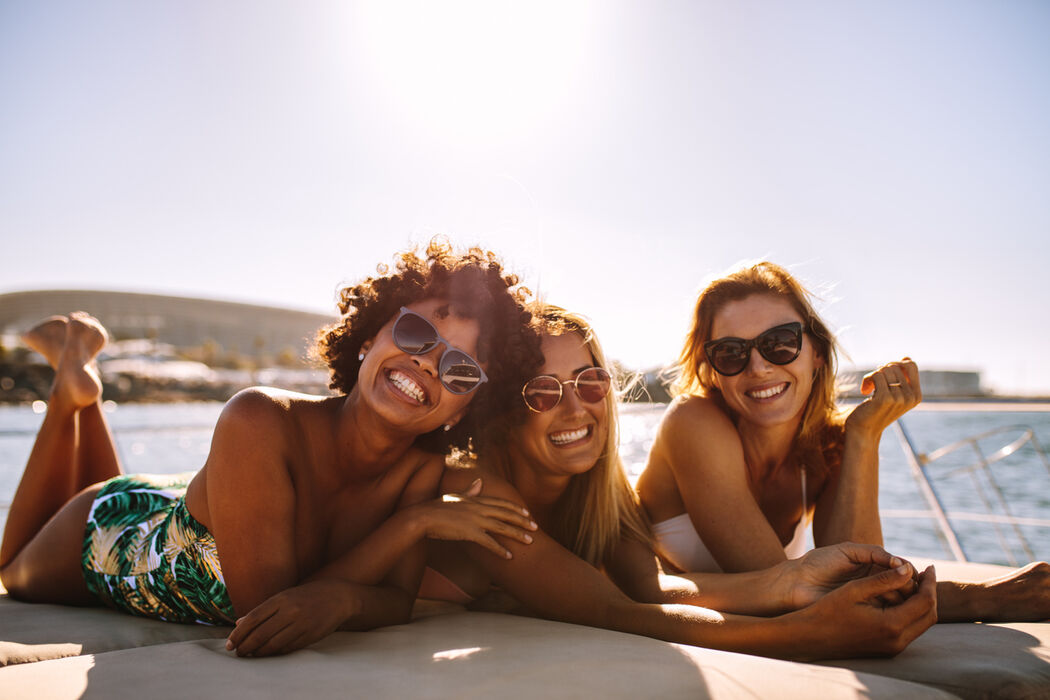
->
xmin=50 ymin=313 xmax=108 ymax=410
xmin=979 ymin=561 xmax=1050 ymax=622
xmin=21 ymin=316 xmax=68 ymax=369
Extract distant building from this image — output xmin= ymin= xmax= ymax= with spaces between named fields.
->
xmin=0 ymin=290 xmax=336 ymax=362
xmin=838 ymin=369 xmax=983 ymax=398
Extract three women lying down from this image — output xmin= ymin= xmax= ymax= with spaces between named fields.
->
xmin=1 ymin=243 xmax=1044 ymax=660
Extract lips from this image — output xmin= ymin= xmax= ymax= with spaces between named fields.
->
xmin=548 ymin=425 xmax=592 ymax=447
xmin=745 ymin=382 xmax=788 ymax=400
xmin=386 ymin=369 xmax=430 ymax=405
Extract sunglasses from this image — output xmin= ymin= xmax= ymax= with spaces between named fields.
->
xmin=391 ymin=307 xmax=488 ymax=395
xmin=703 ymin=322 xmax=804 ymax=377
xmin=522 ymin=367 xmax=612 ymax=413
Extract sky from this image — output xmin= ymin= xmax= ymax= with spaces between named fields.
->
xmin=2 ymin=0 xmax=1049 ymax=394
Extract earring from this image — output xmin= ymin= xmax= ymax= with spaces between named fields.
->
xmin=443 ymin=424 xmax=452 ymax=432
xmin=358 ymin=352 xmax=365 ymax=361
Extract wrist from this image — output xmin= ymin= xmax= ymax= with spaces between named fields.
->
xmin=768 ymin=559 xmax=798 ymax=614
xmin=844 ymin=424 xmax=882 ymax=450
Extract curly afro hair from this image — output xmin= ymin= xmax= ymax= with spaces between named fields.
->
xmin=315 ymin=238 xmax=544 ymax=454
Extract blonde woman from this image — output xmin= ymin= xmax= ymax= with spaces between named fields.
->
xmin=415 ymin=304 xmax=938 ymax=661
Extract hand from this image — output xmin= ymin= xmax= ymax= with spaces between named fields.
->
xmin=801 ymin=564 xmax=938 ymax=660
xmin=412 ymin=478 xmax=538 ymax=559
xmin=786 ymin=542 xmax=918 ymax=610
xmin=845 ymin=357 xmax=922 ymax=441
xmin=225 ymin=579 xmax=357 ymax=657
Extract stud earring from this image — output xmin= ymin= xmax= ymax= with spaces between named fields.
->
xmin=443 ymin=424 xmax=452 ymax=432
xmin=358 ymin=352 xmax=365 ymax=361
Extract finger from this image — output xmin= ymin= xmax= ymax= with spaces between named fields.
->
xmin=470 ymin=496 xmax=534 ymax=519
xmin=891 ymin=566 xmax=938 ymax=637
xmin=900 ymin=358 xmax=922 ymax=401
xmin=861 ymin=371 xmax=876 ymax=395
xmin=252 ymin=622 xmax=311 ymax=657
xmin=234 ymin=613 xmax=296 ymax=657
xmin=476 ymin=504 xmax=538 ymax=530
xmin=225 ymin=603 xmax=278 ymax=651
xmin=478 ymin=516 xmax=535 ymax=544
xmin=469 ymin=532 xmax=514 ymax=559
xmin=850 ymin=563 xmax=915 ymax=600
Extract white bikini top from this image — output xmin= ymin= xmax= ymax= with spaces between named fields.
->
xmin=652 ymin=467 xmax=810 ymax=573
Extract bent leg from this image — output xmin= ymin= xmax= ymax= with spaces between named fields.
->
xmin=1 ymin=313 xmax=108 ymax=566
xmin=0 ymin=485 xmax=99 ymax=605
xmin=21 ymin=314 xmax=121 ymax=490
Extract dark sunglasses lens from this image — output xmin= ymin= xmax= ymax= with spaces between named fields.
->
xmin=523 ymin=376 xmax=562 ymax=412
xmin=708 ymin=341 xmax=748 ymax=375
xmin=758 ymin=326 xmax=802 ymax=364
xmin=439 ymin=350 xmax=484 ymax=394
xmin=576 ymin=368 xmax=611 ymax=403
xmin=393 ymin=313 xmax=438 ymax=354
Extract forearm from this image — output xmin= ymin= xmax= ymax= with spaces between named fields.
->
xmin=650 ymin=566 xmax=792 ymax=616
xmin=816 ymin=431 xmax=883 ymax=546
xmin=310 ymin=509 xmax=424 ymax=587
xmin=604 ymin=600 xmax=827 ymax=660
xmin=336 ymin=581 xmax=415 ymax=630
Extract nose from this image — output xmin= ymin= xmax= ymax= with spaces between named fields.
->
xmin=557 ymin=381 xmax=588 ymax=417
xmin=410 ymin=343 xmax=446 ymax=378
xmin=744 ymin=345 xmax=772 ymax=375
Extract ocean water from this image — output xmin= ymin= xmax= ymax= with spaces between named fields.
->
xmin=2 ymin=402 xmax=1048 ymax=566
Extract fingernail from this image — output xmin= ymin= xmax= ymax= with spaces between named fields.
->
xmin=896 ymin=564 xmax=909 ymax=575
xmin=523 ymin=534 xmax=533 ymax=543
xmin=504 ymin=550 xmax=513 ymax=559
xmin=890 ymin=557 xmax=903 ymax=568
xmin=521 ymin=508 xmax=530 ymax=516
xmin=225 ymin=640 xmax=233 ymax=650
xmin=529 ymin=520 xmax=538 ymax=529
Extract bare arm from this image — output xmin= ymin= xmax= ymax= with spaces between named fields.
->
xmin=813 ymin=359 xmax=920 ymax=547
xmin=647 ymin=398 xmax=788 ymax=571
xmin=203 ymin=389 xmax=300 ymax=616
xmin=468 ymin=476 xmax=937 ymax=660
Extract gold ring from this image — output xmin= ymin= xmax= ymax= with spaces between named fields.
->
xmin=888 ymin=382 xmax=902 ymax=387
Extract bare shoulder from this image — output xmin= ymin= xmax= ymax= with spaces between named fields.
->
xmin=219 ymin=386 xmax=294 ymax=425
xmin=656 ymin=395 xmax=736 ymax=445
xmin=440 ymin=463 xmax=525 ymax=506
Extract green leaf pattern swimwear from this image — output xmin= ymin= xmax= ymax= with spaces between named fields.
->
xmin=82 ymin=473 xmax=235 ymax=625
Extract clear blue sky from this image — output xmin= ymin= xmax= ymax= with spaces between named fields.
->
xmin=2 ymin=1 xmax=1048 ymax=394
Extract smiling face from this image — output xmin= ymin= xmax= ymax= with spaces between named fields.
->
xmin=508 ymin=332 xmax=609 ymax=482
xmin=357 ymin=297 xmax=483 ymax=435
xmin=710 ymin=294 xmax=823 ymax=430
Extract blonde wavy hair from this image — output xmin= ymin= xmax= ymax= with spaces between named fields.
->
xmin=480 ymin=303 xmax=652 ymax=567
xmin=672 ymin=262 xmax=845 ymax=473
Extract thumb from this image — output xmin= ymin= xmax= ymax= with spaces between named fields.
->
xmin=849 ymin=564 xmax=913 ymax=599
xmin=464 ymin=478 xmax=482 ymax=496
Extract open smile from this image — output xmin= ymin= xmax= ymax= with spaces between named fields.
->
xmin=745 ymin=382 xmax=788 ymax=401
xmin=386 ymin=369 xmax=430 ymax=406
xmin=548 ymin=425 xmax=593 ymax=447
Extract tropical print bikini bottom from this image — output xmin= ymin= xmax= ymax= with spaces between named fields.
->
xmin=82 ymin=473 xmax=235 ymax=625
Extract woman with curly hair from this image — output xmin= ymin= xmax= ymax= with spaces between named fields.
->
xmin=417 ymin=304 xmax=938 ymax=660
xmin=0 ymin=240 xmax=541 ymax=656
xmin=636 ymin=261 xmax=1050 ymax=622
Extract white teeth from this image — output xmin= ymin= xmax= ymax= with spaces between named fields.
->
xmin=389 ymin=370 xmax=427 ymax=404
xmin=549 ymin=426 xmax=589 ymax=445
xmin=747 ymin=383 xmax=787 ymax=400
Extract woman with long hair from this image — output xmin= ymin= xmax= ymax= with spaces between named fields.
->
xmin=415 ymin=303 xmax=938 ymax=660
xmin=0 ymin=241 xmax=540 ymax=656
xmin=637 ymin=261 xmax=1050 ymax=621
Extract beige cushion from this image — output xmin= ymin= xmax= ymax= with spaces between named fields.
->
xmin=0 ymin=595 xmax=226 ymax=666
xmin=0 ymin=611 xmax=955 ymax=700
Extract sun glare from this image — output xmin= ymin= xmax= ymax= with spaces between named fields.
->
xmin=352 ymin=0 xmax=596 ymax=147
